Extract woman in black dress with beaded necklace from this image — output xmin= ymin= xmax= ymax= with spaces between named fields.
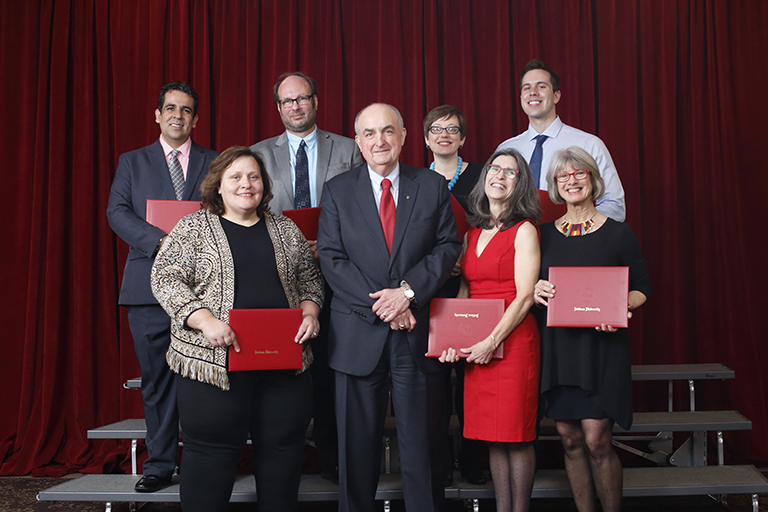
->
xmin=424 ymin=105 xmax=486 ymax=485
xmin=533 ymin=147 xmax=651 ymax=512
xmin=151 ymin=146 xmax=324 ymax=512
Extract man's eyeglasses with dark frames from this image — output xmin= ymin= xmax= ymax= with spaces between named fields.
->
xmin=279 ymin=94 xmax=314 ymax=109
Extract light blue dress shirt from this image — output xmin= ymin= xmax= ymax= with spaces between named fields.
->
xmin=496 ymin=116 xmax=626 ymax=222
xmin=286 ymin=128 xmax=319 ymax=207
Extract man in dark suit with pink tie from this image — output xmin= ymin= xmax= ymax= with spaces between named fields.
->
xmin=317 ymin=103 xmax=461 ymax=512
xmin=106 ymin=82 xmax=218 ymax=493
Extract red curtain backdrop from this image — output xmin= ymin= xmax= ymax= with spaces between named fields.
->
xmin=1 ymin=0 xmax=767 ymax=475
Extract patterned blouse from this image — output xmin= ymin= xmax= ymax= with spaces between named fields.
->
xmin=151 ymin=208 xmax=324 ymax=390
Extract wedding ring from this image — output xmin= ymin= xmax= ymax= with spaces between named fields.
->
xmin=312 ymin=332 xmax=317 ymax=337
xmin=399 ymin=324 xmax=405 ymax=328
xmin=382 ymin=314 xmax=387 ymax=320
xmin=537 ymin=292 xmax=541 ymax=296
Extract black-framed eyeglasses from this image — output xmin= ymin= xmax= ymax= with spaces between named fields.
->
xmin=429 ymin=125 xmax=461 ymax=135
xmin=555 ymin=169 xmax=590 ymax=182
xmin=486 ymin=165 xmax=519 ymax=178
xmin=279 ymin=94 xmax=314 ymax=109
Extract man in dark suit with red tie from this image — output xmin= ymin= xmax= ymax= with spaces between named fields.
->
xmin=317 ymin=103 xmax=461 ymax=512
xmin=106 ymin=82 xmax=218 ymax=493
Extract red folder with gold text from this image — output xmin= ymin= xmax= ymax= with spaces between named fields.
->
xmin=546 ymin=266 xmax=629 ymax=328
xmin=282 ymin=206 xmax=321 ymax=240
xmin=146 ymin=199 xmax=201 ymax=234
xmin=427 ymin=298 xmax=505 ymax=358
xmin=228 ymin=309 xmax=303 ymax=371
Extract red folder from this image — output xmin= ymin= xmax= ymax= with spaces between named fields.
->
xmin=227 ymin=309 xmax=303 ymax=371
xmin=538 ymin=190 xmax=567 ymax=225
xmin=546 ymin=266 xmax=629 ymax=328
xmin=282 ymin=206 xmax=321 ymax=240
xmin=427 ymin=298 xmax=505 ymax=358
xmin=146 ymin=199 xmax=201 ymax=234
xmin=450 ymin=195 xmax=470 ymax=240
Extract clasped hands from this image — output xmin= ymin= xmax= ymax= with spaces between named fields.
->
xmin=437 ymin=336 xmax=497 ymax=365
xmin=369 ymin=288 xmax=415 ymax=331
xmin=533 ymin=279 xmax=632 ymax=333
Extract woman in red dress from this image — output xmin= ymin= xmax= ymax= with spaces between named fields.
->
xmin=440 ymin=148 xmax=542 ymax=512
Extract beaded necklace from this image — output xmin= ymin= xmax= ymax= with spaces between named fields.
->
xmin=560 ymin=211 xmax=597 ymax=237
xmin=430 ymin=157 xmax=462 ymax=191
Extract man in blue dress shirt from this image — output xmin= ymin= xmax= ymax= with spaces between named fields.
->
xmin=496 ymin=59 xmax=626 ymax=222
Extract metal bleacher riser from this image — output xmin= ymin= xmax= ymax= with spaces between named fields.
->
xmin=40 ymin=363 xmax=768 ymax=512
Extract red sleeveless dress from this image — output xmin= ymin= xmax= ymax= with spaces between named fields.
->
xmin=461 ymin=220 xmax=540 ymax=443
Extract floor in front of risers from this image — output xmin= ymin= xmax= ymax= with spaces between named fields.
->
xmin=5 ymin=472 xmax=767 ymax=512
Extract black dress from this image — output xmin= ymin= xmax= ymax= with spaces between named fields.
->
xmin=536 ymin=219 xmax=652 ymax=430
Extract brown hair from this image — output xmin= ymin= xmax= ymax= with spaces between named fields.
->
xmin=423 ymin=105 xmax=467 ymax=138
xmin=200 ymin=146 xmax=273 ymax=217
xmin=467 ymin=148 xmax=542 ymax=229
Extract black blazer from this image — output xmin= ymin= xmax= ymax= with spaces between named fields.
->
xmin=317 ymin=163 xmax=461 ymax=376
xmin=106 ymin=139 xmax=218 ymax=305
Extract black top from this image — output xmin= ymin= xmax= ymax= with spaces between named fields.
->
xmin=450 ymin=161 xmax=483 ymax=213
xmin=535 ymin=218 xmax=652 ymax=430
xmin=220 ymin=217 xmax=290 ymax=310
xmin=434 ymin=161 xmax=483 ymax=298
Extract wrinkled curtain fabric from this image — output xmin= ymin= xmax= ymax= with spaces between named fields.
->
xmin=1 ymin=0 xmax=767 ymax=475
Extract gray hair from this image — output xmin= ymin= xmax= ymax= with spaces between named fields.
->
xmin=546 ymin=146 xmax=605 ymax=204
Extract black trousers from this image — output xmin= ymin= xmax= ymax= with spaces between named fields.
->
xmin=176 ymin=369 xmax=312 ymax=512
xmin=127 ymin=304 xmax=179 ymax=478
xmin=335 ymin=331 xmax=447 ymax=512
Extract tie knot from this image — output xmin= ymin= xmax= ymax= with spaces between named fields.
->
xmin=171 ymin=149 xmax=180 ymax=158
xmin=381 ymin=178 xmax=392 ymax=192
xmin=534 ymin=134 xmax=547 ymax=146
xmin=299 ymin=140 xmax=306 ymax=149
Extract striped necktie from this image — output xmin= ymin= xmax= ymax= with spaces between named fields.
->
xmin=169 ymin=149 xmax=185 ymax=200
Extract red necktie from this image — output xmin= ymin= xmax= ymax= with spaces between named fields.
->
xmin=380 ymin=178 xmax=396 ymax=253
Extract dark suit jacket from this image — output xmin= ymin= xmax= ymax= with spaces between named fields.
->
xmin=251 ymin=128 xmax=362 ymax=214
xmin=107 ymin=139 xmax=218 ymax=305
xmin=317 ymin=163 xmax=461 ymax=376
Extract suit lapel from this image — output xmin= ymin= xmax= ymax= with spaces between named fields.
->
xmin=149 ymin=140 xmax=177 ymax=199
xmin=353 ymin=167 xmax=391 ymax=257
xmin=390 ymin=164 xmax=417 ymax=259
xmin=316 ymin=129 xmax=332 ymax=203
xmin=274 ymin=133 xmax=294 ymax=206
xmin=184 ymin=141 xmax=206 ymax=199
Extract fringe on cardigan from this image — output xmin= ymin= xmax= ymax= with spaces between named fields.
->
xmin=166 ymin=346 xmax=230 ymax=391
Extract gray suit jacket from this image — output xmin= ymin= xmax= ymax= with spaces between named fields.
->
xmin=317 ymin=163 xmax=461 ymax=376
xmin=251 ymin=128 xmax=362 ymax=214
xmin=106 ymin=139 xmax=218 ymax=305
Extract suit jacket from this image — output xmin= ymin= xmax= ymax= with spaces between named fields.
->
xmin=317 ymin=163 xmax=461 ymax=376
xmin=251 ymin=128 xmax=362 ymax=214
xmin=107 ymin=139 xmax=218 ymax=305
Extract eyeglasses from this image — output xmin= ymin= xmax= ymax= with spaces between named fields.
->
xmin=555 ymin=169 xmax=590 ymax=182
xmin=279 ymin=94 xmax=313 ymax=109
xmin=429 ymin=125 xmax=461 ymax=135
xmin=486 ymin=165 xmax=519 ymax=178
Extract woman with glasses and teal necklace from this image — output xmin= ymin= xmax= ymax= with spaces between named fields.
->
xmin=424 ymin=105 xmax=487 ymax=486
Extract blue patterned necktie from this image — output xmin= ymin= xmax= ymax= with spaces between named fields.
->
xmin=169 ymin=149 xmax=185 ymax=200
xmin=294 ymin=140 xmax=311 ymax=209
xmin=529 ymin=134 xmax=548 ymax=188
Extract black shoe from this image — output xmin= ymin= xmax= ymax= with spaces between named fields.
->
xmin=320 ymin=468 xmax=339 ymax=485
xmin=135 ymin=474 xmax=171 ymax=493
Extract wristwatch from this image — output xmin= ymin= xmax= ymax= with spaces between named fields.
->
xmin=400 ymin=280 xmax=415 ymax=302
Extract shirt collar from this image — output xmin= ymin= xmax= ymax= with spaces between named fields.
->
xmin=158 ymin=136 xmax=192 ymax=158
xmin=526 ymin=115 xmax=564 ymax=141
xmin=368 ymin=163 xmax=400 ymax=189
xmin=285 ymin=126 xmax=318 ymax=150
